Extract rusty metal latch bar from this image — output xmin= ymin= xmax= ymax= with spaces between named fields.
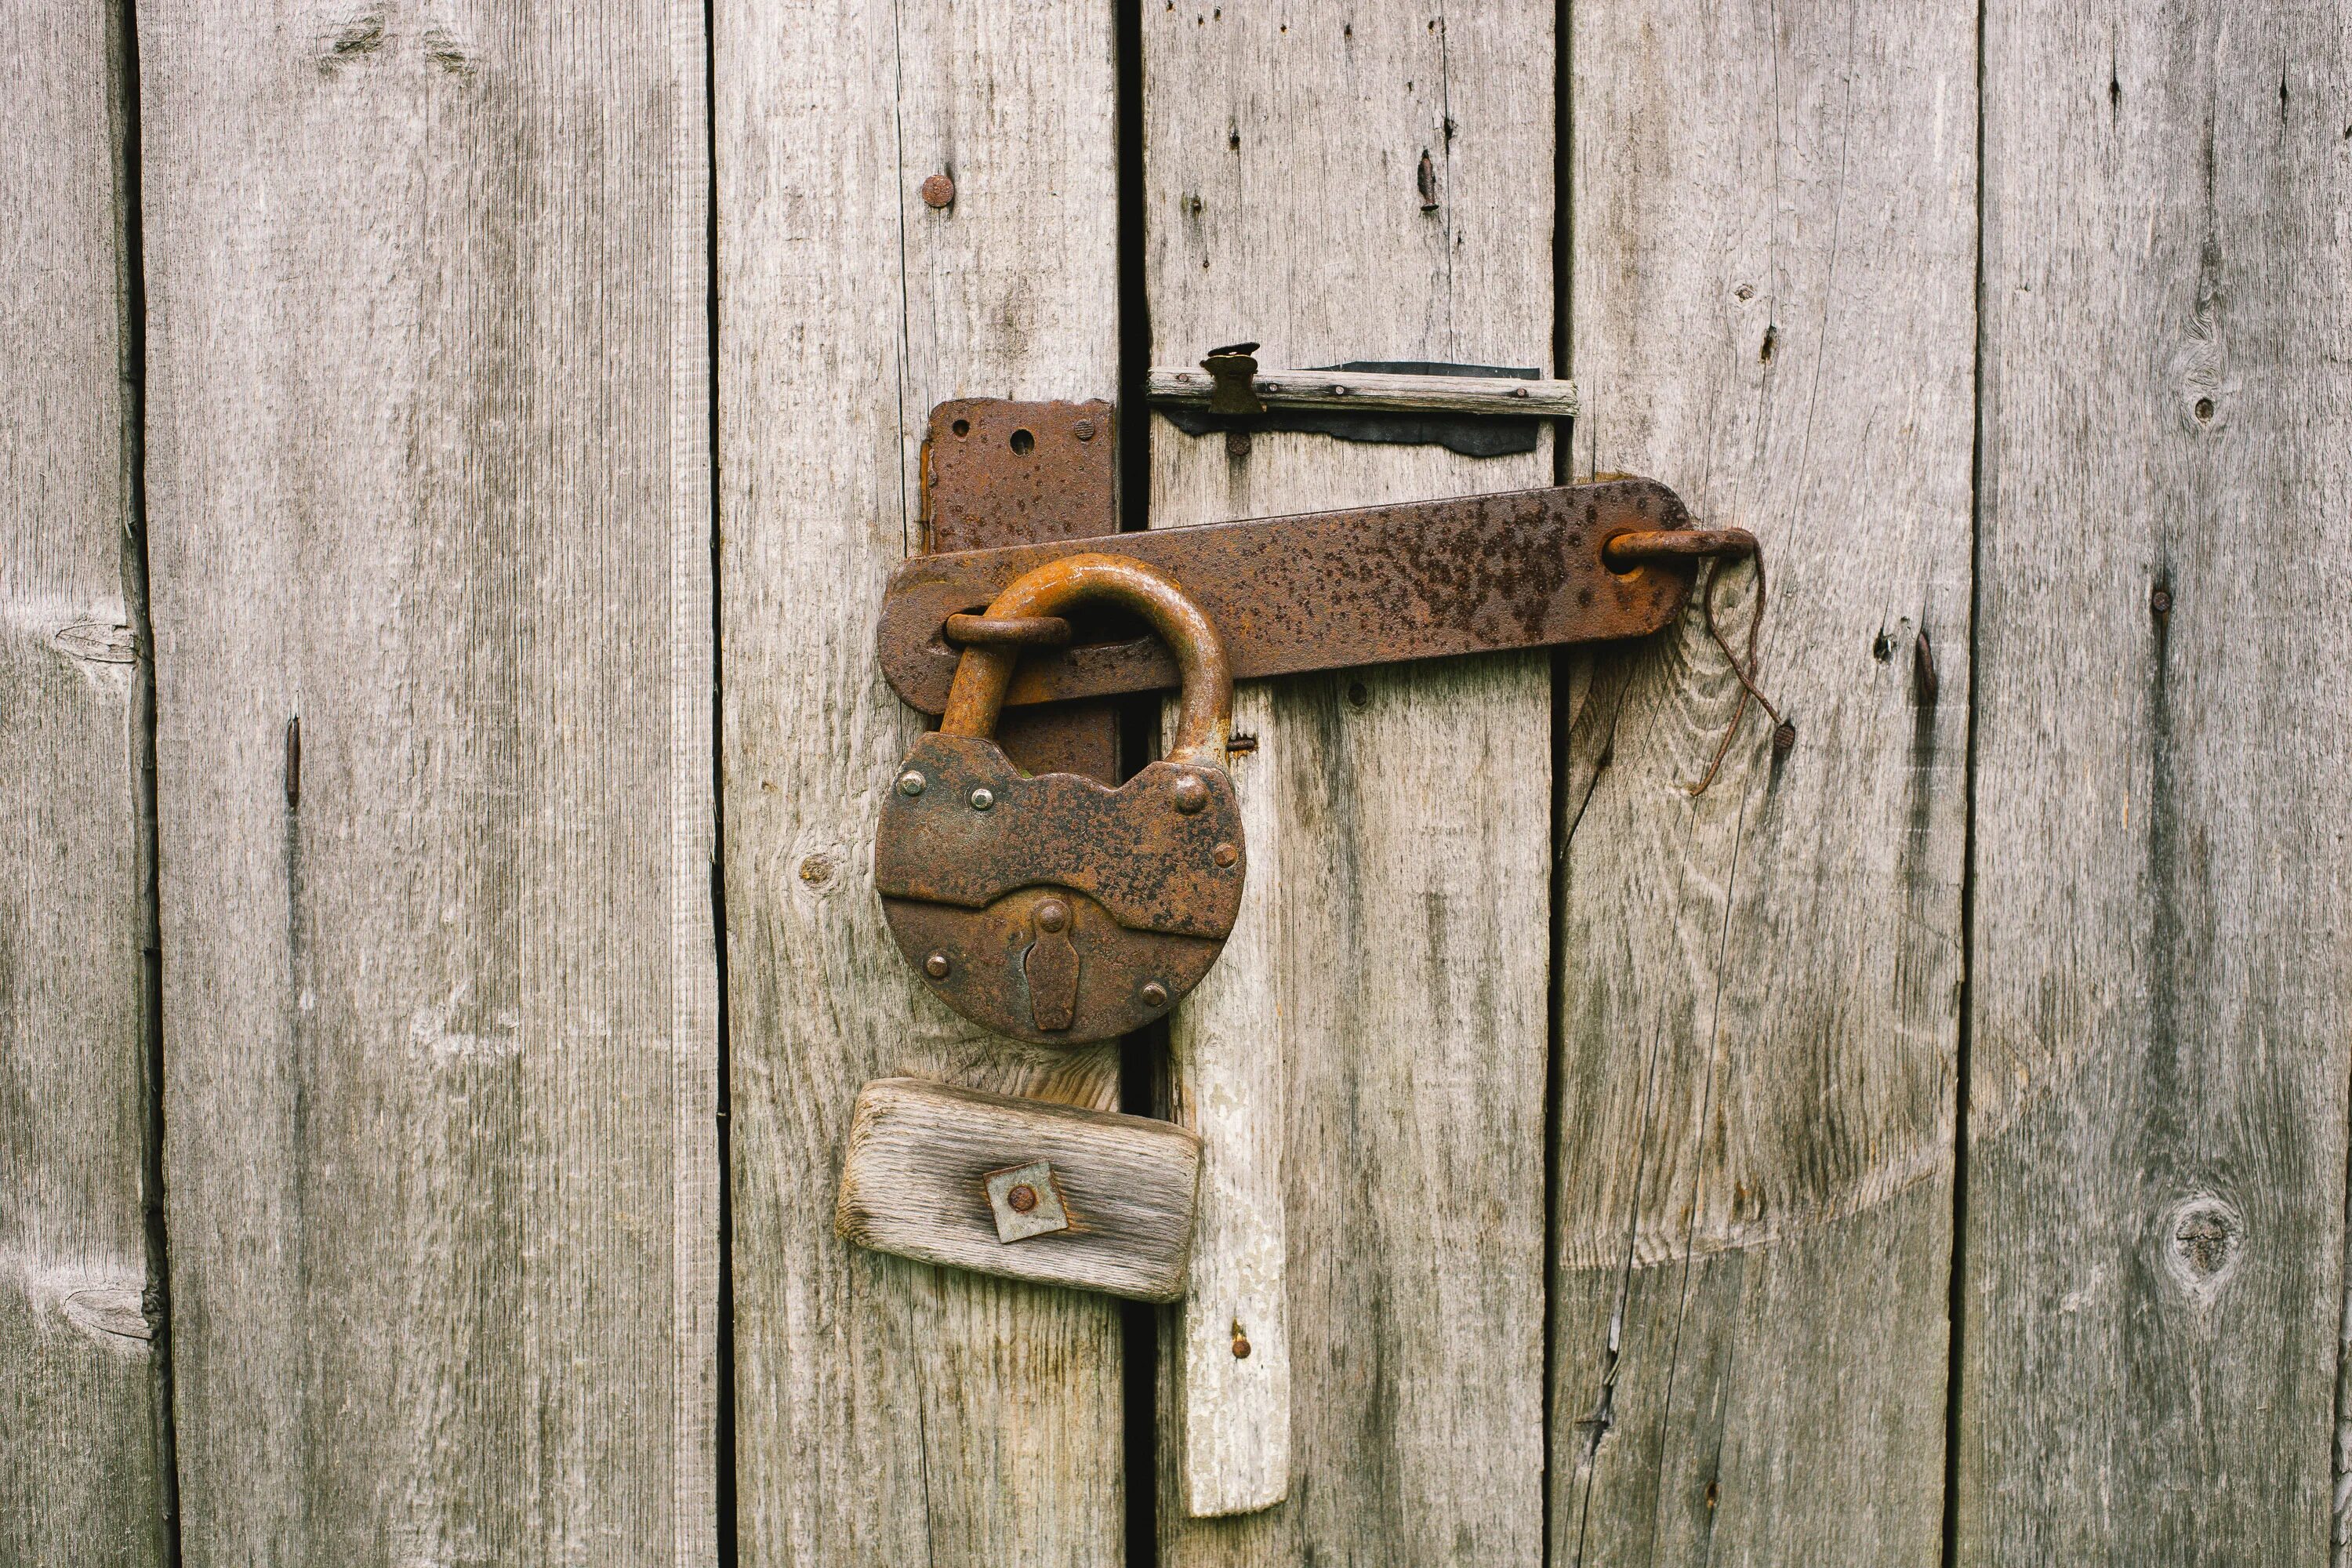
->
xmin=879 ymin=477 xmax=1744 ymax=717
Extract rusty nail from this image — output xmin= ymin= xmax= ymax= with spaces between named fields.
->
xmin=1007 ymin=1184 xmax=1039 ymax=1214
xmin=1035 ymin=898 xmax=1070 ymax=934
xmin=924 ymin=951 xmax=951 ymax=979
xmin=1225 ymin=428 xmax=1253 ymax=459
xmin=1213 ymin=842 xmax=1239 ymax=868
xmin=898 ymin=771 xmax=927 ymax=797
xmin=2151 ymin=584 xmax=2173 ymax=616
xmin=1417 ymin=147 xmax=1439 ymax=211
xmin=969 ymin=786 xmax=996 ymax=811
xmin=1141 ymin=981 xmax=1170 ymax=1008
xmin=1232 ymin=1330 xmax=1252 ymax=1359
xmin=1171 ymin=774 xmax=1209 ymax=814
xmin=1073 ymin=419 xmax=1097 ymax=441
xmin=1773 ymin=719 xmax=1798 ymax=758
xmin=1913 ymin=626 xmax=1938 ymax=705
xmin=920 ymin=172 xmax=955 ymax=209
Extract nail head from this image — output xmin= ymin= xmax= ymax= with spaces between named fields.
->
xmin=920 ymin=173 xmax=956 ymax=209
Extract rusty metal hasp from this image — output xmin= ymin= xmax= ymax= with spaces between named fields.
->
xmin=873 ymin=445 xmax=1755 ymax=1048
xmin=877 ymin=477 xmax=1722 ymax=718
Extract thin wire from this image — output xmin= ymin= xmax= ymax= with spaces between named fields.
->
xmin=1687 ymin=551 xmax=1790 ymax=797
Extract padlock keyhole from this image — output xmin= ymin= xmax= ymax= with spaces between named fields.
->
xmin=1024 ymin=896 xmax=1081 ymax=1033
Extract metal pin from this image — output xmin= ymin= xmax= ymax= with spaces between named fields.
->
xmin=898 ymin=771 xmax=927 ymax=797
xmin=969 ymin=786 xmax=995 ymax=811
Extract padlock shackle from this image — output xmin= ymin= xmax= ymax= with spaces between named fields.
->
xmin=938 ymin=554 xmax=1232 ymax=766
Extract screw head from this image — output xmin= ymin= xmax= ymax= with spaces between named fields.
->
xmin=1006 ymin=1184 xmax=1039 ymax=1214
xmin=1141 ymin=981 xmax=1170 ymax=1009
xmin=969 ymin=786 xmax=995 ymax=811
xmin=898 ymin=771 xmax=927 ymax=797
xmin=1171 ymin=774 xmax=1209 ymax=814
xmin=920 ymin=172 xmax=956 ymax=209
xmin=1035 ymin=898 xmax=1069 ymax=934
xmin=1212 ymin=842 xmax=1239 ymax=869
xmin=924 ymin=951 xmax=951 ymax=979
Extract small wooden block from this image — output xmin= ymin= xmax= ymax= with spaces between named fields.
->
xmin=836 ymin=1077 xmax=1202 ymax=1301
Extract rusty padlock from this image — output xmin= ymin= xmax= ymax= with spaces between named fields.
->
xmin=876 ymin=554 xmax=1246 ymax=1044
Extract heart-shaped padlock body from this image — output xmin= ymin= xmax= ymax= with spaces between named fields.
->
xmin=877 ymin=731 xmax=1246 ymax=1044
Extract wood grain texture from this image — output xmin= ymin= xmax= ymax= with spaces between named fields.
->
xmin=1169 ymin=682 xmax=1289 ymax=1515
xmin=715 ymin=0 xmax=1126 ymax=1561
xmin=1963 ymin=4 xmax=2352 ymax=1563
xmin=0 ymin=2 xmax=167 ymax=1563
xmin=837 ymin=1078 xmax=1201 ymax=1301
xmin=1553 ymin=1 xmax=1975 ymax=1561
xmin=140 ymin=2 xmax=716 ymax=1561
xmin=1146 ymin=3 xmax=1555 ymax=1559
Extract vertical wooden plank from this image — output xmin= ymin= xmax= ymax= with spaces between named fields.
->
xmin=0 ymin=3 xmax=168 ymax=1563
xmin=1963 ymin=5 xmax=2352 ymax=1563
xmin=1553 ymin=2 xmax=1975 ymax=1563
xmin=716 ymin=2 xmax=1123 ymax=1563
xmin=1167 ymin=682 xmax=1288 ymax=1518
xmin=1147 ymin=4 xmax=1554 ymax=1559
xmin=140 ymin=1 xmax=715 ymax=1561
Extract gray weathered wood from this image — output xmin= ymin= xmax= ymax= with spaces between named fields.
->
xmin=1147 ymin=3 xmax=1554 ymax=1559
xmin=1149 ymin=366 xmax=1580 ymax=419
xmin=716 ymin=0 xmax=1127 ymax=1561
xmin=1552 ymin=2 xmax=1976 ymax=1562
xmin=0 ymin=2 xmax=167 ymax=1563
xmin=837 ymin=1078 xmax=1201 ymax=1301
xmin=1963 ymin=5 xmax=2352 ymax=1563
xmin=140 ymin=2 xmax=716 ymax=1560
xmin=1168 ymin=681 xmax=1289 ymax=1515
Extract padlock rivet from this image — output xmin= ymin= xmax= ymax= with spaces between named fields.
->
xmin=1213 ymin=843 xmax=1239 ymax=868
xmin=1171 ymin=774 xmax=1209 ymax=814
xmin=898 ymin=771 xmax=927 ymax=797
xmin=1141 ymin=981 xmax=1170 ymax=1008
xmin=1035 ymin=898 xmax=1070 ymax=933
xmin=969 ymin=786 xmax=996 ymax=811
xmin=924 ymin=951 xmax=951 ymax=979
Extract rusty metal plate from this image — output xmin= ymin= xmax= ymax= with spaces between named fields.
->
xmin=924 ymin=397 xmax=1116 ymax=552
xmin=880 ymin=477 xmax=1697 ymax=713
xmin=922 ymin=397 xmax=1120 ymax=779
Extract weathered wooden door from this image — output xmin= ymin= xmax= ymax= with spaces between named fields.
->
xmin=8 ymin=0 xmax=2351 ymax=1564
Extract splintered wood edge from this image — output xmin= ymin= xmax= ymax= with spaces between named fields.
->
xmin=836 ymin=1078 xmax=1202 ymax=1303
xmin=1146 ymin=365 xmax=1580 ymax=419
